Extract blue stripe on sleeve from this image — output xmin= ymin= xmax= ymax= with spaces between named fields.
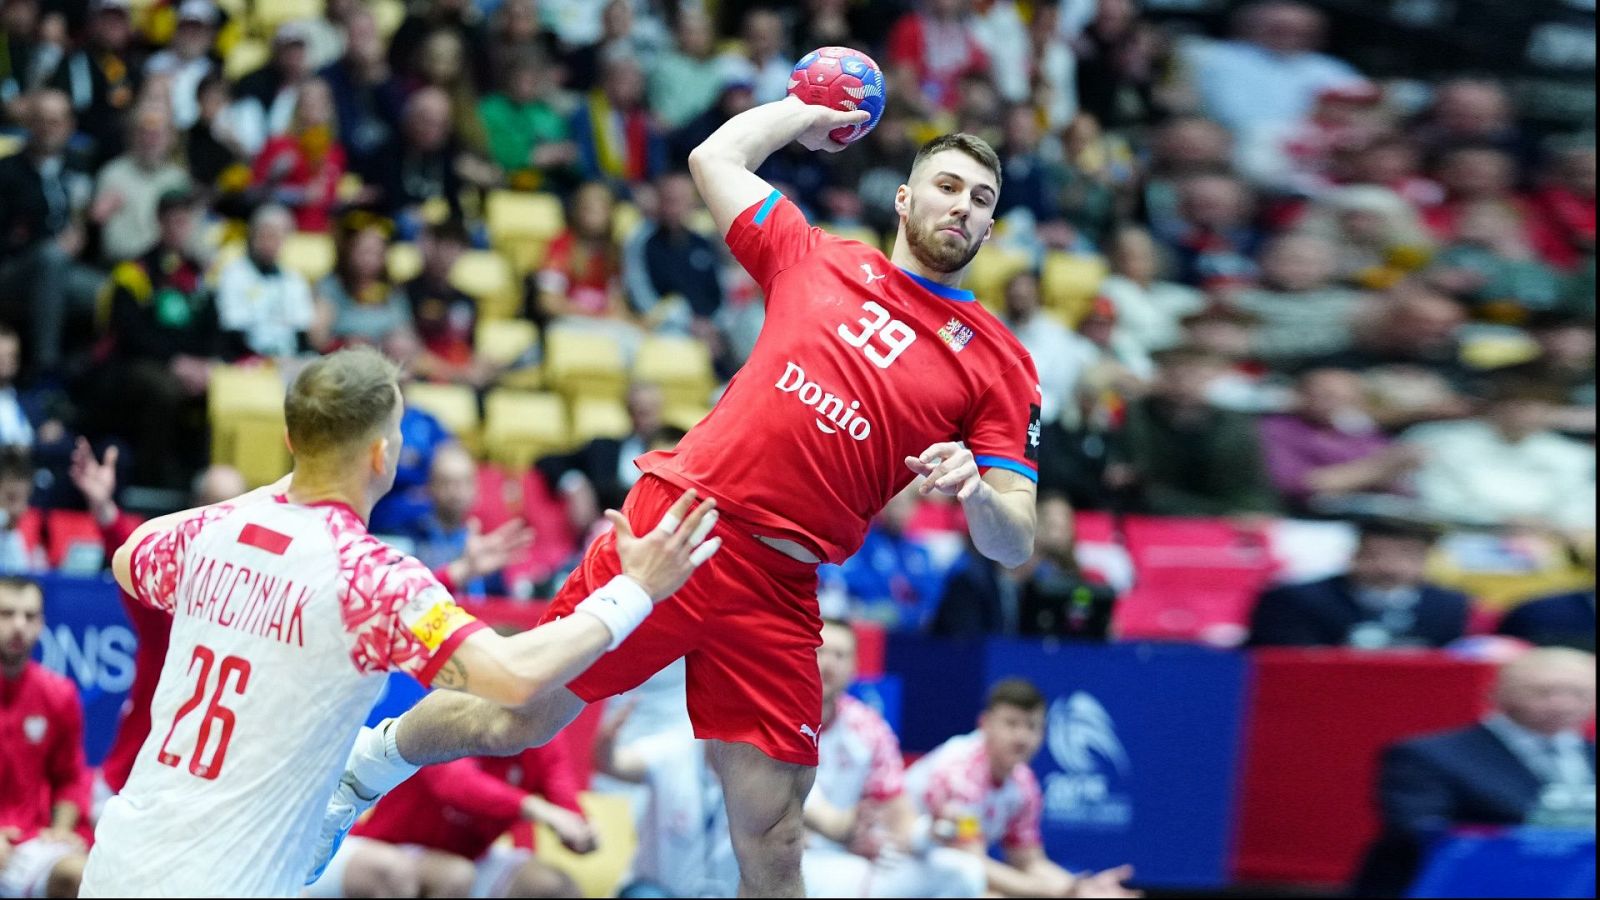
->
xmin=974 ymin=455 xmax=1039 ymax=482
xmin=752 ymin=191 xmax=782 ymax=227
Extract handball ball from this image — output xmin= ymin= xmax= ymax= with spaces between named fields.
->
xmin=787 ymin=46 xmax=886 ymax=145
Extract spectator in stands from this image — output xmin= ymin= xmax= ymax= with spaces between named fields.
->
xmin=405 ymin=218 xmax=490 ymax=388
xmin=89 ymin=102 xmax=190 ymax=264
xmin=885 ymin=0 xmax=989 ymax=115
xmin=320 ymin=6 xmax=404 ymax=183
xmin=1332 ymin=131 xmax=1443 ymax=210
xmin=397 ymin=443 xmax=532 ymax=599
xmin=1498 ymin=587 xmax=1596 ymax=652
xmin=1429 ymin=201 xmax=1564 ymax=325
xmin=0 ymin=89 xmax=103 ymax=377
xmin=801 ymin=617 xmax=988 ymax=897
xmin=1098 ymin=225 xmax=1205 ymax=357
xmin=1260 ymin=369 xmax=1423 ymax=517
xmin=1184 ymin=0 xmax=1364 ymax=136
xmin=1000 ymin=270 xmax=1095 ymax=428
xmin=95 ymin=188 xmax=221 ymax=488
xmin=1167 ymin=174 xmax=1264 ymax=290
xmin=1014 ymin=0 xmax=1078 ymax=131
xmin=1293 ymin=185 xmax=1434 ymax=291
xmin=310 ymin=746 xmax=592 ymax=899
xmin=0 ymin=448 xmax=46 ymax=573
xmin=1411 ymin=78 xmax=1539 ymax=177
xmin=1497 ymin=310 xmax=1596 ymax=437
xmin=1354 ymin=648 xmax=1597 ymax=897
xmin=1530 ymin=142 xmax=1595 ymax=271
xmin=1422 ymin=145 xmax=1565 ymax=267
xmin=993 ymin=105 xmax=1071 ymax=254
xmin=367 ymin=86 xmax=465 ymax=233
xmin=1111 ymin=347 xmax=1279 ymax=516
xmin=1057 ymin=112 xmax=1136 ymax=249
xmin=214 ymin=204 xmax=317 ymax=359
xmin=906 ymin=679 xmax=1137 ymax=898
xmin=184 ymin=72 xmax=250 ymax=204
xmin=1141 ymin=116 xmax=1235 ymax=244
xmin=561 ymin=0 xmax=670 ymax=94
xmin=486 ymin=0 xmax=558 ymax=78
xmin=0 ymin=576 xmax=89 ymax=898
xmin=411 ymin=28 xmax=490 ymax=164
xmin=1229 ymin=233 xmax=1370 ymax=365
xmin=723 ymin=7 xmax=791 ymax=105
xmin=1403 ymin=376 xmax=1595 ymax=532
xmin=0 ymin=325 xmax=65 ymax=454
xmin=230 ymin=20 xmax=317 ymax=158
xmin=1249 ymin=518 xmax=1468 ymax=649
xmin=569 ymin=49 xmax=666 ymax=189
xmin=478 ymin=50 xmax=578 ymax=194
xmin=666 ymin=65 xmax=757 ymax=170
xmin=823 ymin=485 xmax=943 ymax=632
xmin=648 ymin=8 xmax=724 ymax=130
xmin=387 ymin=0 xmax=491 ymax=94
xmin=538 ymin=381 xmax=664 ymax=513
xmin=968 ymin=0 xmax=1026 ymax=108
xmin=368 ymin=334 xmax=454 ymax=533
xmin=253 ymin=77 xmax=346 ymax=233
xmin=142 ymin=0 xmax=218 ymax=130
xmin=1235 ymin=81 xmax=1387 ymax=198
xmin=623 ymin=170 xmax=727 ymax=342
xmin=313 ymin=214 xmax=409 ymax=349
xmin=48 ymin=0 xmax=141 ymax=165
xmin=532 ymin=181 xmax=637 ymax=345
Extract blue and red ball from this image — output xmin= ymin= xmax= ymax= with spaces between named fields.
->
xmin=786 ymin=46 xmax=886 ymax=145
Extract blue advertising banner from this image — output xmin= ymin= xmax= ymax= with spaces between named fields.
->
xmin=1408 ymin=828 xmax=1596 ymax=899
xmin=982 ymin=640 xmax=1250 ymax=889
xmin=34 ymin=573 xmax=135 ymax=766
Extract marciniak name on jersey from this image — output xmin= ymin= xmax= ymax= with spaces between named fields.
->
xmin=182 ymin=555 xmax=312 ymax=648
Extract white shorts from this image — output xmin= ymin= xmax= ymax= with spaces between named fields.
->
xmin=302 ymin=837 xmax=533 ymax=900
xmin=0 ymin=838 xmax=79 ymax=899
xmin=803 ymin=844 xmax=986 ymax=899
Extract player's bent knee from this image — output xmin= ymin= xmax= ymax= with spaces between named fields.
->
xmin=44 ymin=854 xmax=86 ymax=899
xmin=346 ymin=844 xmax=421 ymax=898
xmin=417 ymin=851 xmax=476 ymax=897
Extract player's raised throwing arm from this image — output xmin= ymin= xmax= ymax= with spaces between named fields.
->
xmin=687 ymin=96 xmax=867 ymax=236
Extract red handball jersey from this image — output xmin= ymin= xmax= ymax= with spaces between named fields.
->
xmin=0 ymin=662 xmax=91 ymax=843
xmin=638 ymin=192 xmax=1041 ymax=564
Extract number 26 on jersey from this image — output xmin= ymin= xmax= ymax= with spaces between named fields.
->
xmin=837 ymin=301 xmax=916 ymax=369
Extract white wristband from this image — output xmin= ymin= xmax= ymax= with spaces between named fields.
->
xmin=575 ymin=576 xmax=653 ymax=651
xmin=348 ymin=718 xmax=418 ymax=795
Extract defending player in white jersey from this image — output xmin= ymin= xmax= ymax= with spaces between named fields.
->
xmin=801 ymin=617 xmax=986 ymax=898
xmin=78 ymin=347 xmax=721 ymax=898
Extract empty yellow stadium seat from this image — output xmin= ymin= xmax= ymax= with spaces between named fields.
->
xmin=612 ymin=202 xmax=644 ymax=243
xmin=280 ymin=231 xmax=336 ymax=283
xmin=482 ymin=390 xmax=570 ymax=468
xmin=387 ymin=243 xmax=422 ymax=283
xmin=208 ymin=365 xmax=289 ymax=485
xmin=1041 ymin=252 xmax=1110 ymax=325
xmin=486 ymin=191 xmax=564 ymax=276
xmin=633 ymin=335 xmax=714 ymax=408
xmin=964 ymin=246 xmax=1033 ymax=315
xmin=0 ymin=134 xmax=22 ymax=159
xmin=535 ymin=792 xmax=637 ymax=899
xmin=451 ymin=251 xmax=519 ymax=321
xmin=662 ymin=405 xmax=711 ymax=433
xmin=544 ymin=329 xmax=628 ymax=402
xmin=403 ymin=382 xmax=480 ymax=451
xmin=254 ymin=0 xmax=322 ymax=35
xmin=475 ymin=319 xmax=539 ymax=368
xmin=371 ymin=0 xmax=405 ymax=37
xmin=571 ymin=397 xmax=631 ymax=445
xmin=223 ymin=39 xmax=269 ymax=81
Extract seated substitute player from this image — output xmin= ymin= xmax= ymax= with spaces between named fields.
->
xmin=0 ymin=576 xmax=90 ymax=900
xmin=306 ymin=741 xmax=593 ymax=899
xmin=77 ymin=347 xmax=721 ymax=898
xmin=801 ymin=617 xmax=986 ymax=898
xmin=315 ymin=95 xmax=1047 ymax=897
xmin=906 ymin=680 xmax=1138 ymax=898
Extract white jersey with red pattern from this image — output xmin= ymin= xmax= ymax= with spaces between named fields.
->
xmin=904 ymin=731 xmax=1043 ymax=854
xmin=810 ymin=694 xmax=906 ymax=851
xmin=80 ymin=497 xmax=483 ymax=898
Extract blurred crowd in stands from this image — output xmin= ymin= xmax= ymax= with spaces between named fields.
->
xmin=0 ymin=0 xmax=1590 ymax=642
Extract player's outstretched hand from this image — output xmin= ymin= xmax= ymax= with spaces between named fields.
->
xmin=905 ymin=442 xmax=983 ymax=501
xmin=1067 ymin=865 xmax=1142 ymax=899
xmin=789 ymin=96 xmax=871 ymax=153
xmin=610 ymin=489 xmax=721 ymax=602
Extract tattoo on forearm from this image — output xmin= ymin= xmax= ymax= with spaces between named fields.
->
xmin=434 ymin=656 xmax=468 ymax=690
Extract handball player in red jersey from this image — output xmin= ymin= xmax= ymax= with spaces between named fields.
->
xmin=312 ymin=96 xmax=1043 ymax=898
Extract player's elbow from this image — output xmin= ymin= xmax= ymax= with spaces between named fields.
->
xmin=111 ymin=541 xmax=135 ymax=593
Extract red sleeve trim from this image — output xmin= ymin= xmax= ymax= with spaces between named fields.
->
xmin=415 ymin=619 xmax=488 ymax=687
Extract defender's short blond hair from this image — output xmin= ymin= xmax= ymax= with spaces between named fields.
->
xmin=285 ymin=347 xmax=401 ymax=457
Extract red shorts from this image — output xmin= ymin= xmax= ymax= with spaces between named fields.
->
xmin=542 ymin=474 xmax=824 ymax=766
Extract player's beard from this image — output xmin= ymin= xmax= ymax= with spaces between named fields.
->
xmin=903 ymin=198 xmax=983 ymax=274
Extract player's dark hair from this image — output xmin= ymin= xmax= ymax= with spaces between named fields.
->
xmin=912 ymin=133 xmax=1003 ymax=195
xmin=0 ymin=445 xmax=31 ymax=483
xmin=985 ymin=677 xmax=1045 ymax=713
xmin=285 ymin=347 xmax=401 ymax=458
xmin=1355 ymin=517 xmax=1442 ymax=547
